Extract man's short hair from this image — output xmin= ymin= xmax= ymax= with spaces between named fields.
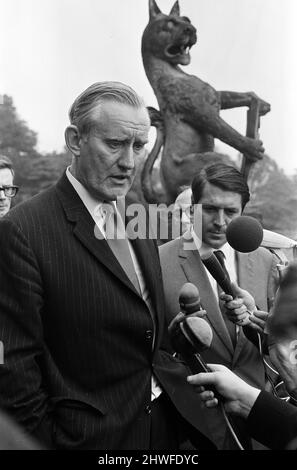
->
xmin=0 ymin=155 xmax=14 ymax=178
xmin=191 ymin=163 xmax=250 ymax=209
xmin=69 ymin=81 xmax=147 ymax=136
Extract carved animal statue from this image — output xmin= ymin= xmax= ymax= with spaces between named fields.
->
xmin=141 ymin=0 xmax=271 ymax=204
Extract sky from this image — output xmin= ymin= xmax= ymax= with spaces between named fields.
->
xmin=1 ymin=0 xmax=296 ymax=174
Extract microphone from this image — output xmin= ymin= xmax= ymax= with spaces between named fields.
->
xmin=171 ymin=283 xmax=223 ymax=400
xmin=201 ymin=252 xmax=234 ymax=297
xmin=226 ymin=215 xmax=263 ymax=253
xmin=201 ymin=253 xmax=251 ymax=326
xmin=179 ymin=282 xmax=204 ymax=316
xmin=171 ymin=284 xmax=213 ymax=374
xmin=171 ymin=312 xmax=213 ymax=375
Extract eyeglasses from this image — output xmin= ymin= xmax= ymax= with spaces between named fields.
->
xmin=0 ymin=185 xmax=19 ymax=198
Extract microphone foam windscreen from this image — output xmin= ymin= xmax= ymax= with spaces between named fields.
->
xmin=226 ymin=216 xmax=263 ymax=253
xmin=184 ymin=317 xmax=213 ymax=351
xmin=179 ymin=283 xmax=201 ymax=314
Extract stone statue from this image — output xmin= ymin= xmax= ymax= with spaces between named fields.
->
xmin=141 ymin=0 xmax=271 ymax=204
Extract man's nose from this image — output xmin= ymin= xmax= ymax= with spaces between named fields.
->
xmin=214 ymin=210 xmax=226 ymax=227
xmin=118 ymin=146 xmax=135 ymax=170
xmin=0 ymin=189 xmax=6 ymax=200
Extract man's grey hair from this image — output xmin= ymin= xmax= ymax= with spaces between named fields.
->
xmin=68 ymin=81 xmax=147 ymax=136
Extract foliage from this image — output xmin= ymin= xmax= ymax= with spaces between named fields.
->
xmin=0 ymin=95 xmax=71 ymax=204
xmin=246 ymin=155 xmax=297 ymax=239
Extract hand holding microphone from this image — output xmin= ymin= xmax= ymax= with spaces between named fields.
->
xmin=169 ymin=283 xmax=225 ymax=400
xmin=176 ymin=284 xmax=246 ymax=448
xmin=219 ymin=282 xmax=256 ymax=327
xmin=187 ymin=364 xmax=261 ymax=418
xmin=168 ymin=282 xmax=207 ymax=339
xmin=200 ymin=251 xmax=254 ymax=326
xmin=169 ymin=283 xmax=212 ymax=373
xmin=201 ymin=215 xmax=263 ymax=327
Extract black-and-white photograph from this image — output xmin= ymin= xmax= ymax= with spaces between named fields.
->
xmin=0 ymin=0 xmax=297 ymax=457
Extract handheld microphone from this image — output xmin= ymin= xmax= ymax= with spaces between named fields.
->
xmin=172 ymin=283 xmax=213 ymax=373
xmin=179 ymin=282 xmax=205 ymax=316
xmin=171 ymin=311 xmax=213 ymax=374
xmin=226 ymin=216 xmax=263 ymax=253
xmin=175 ymin=286 xmax=243 ymax=448
xmin=171 ymin=283 xmax=223 ymax=400
xmin=201 ymin=252 xmax=234 ymax=297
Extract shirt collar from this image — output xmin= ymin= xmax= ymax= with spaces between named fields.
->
xmin=220 ymin=242 xmax=233 ymax=258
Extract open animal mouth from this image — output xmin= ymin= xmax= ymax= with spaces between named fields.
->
xmin=165 ymin=36 xmax=196 ymax=58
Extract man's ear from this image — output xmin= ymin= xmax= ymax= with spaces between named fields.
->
xmin=64 ymin=125 xmax=82 ymax=157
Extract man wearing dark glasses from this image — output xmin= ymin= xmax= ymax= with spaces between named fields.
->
xmin=0 ymin=156 xmax=18 ymax=218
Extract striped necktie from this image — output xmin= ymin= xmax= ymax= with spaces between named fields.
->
xmin=101 ymin=202 xmax=141 ymax=295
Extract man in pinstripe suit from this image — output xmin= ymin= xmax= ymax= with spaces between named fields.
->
xmin=0 ymin=82 xmax=216 ymax=450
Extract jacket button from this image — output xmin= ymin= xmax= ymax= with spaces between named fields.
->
xmin=145 ymin=405 xmax=152 ymax=415
xmin=145 ymin=330 xmax=153 ymax=340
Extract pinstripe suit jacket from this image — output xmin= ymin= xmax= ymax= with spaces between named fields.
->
xmin=159 ymin=234 xmax=279 ymax=449
xmin=0 ymin=173 xmax=215 ymax=450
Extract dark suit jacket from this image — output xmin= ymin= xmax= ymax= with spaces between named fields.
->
xmin=0 ymin=174 xmax=215 ymax=450
xmin=159 ymin=234 xmax=279 ymax=449
xmin=247 ymin=391 xmax=297 ymax=449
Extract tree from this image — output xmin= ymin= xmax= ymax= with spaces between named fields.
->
xmin=245 ymin=155 xmax=297 ymax=238
xmin=0 ymin=95 xmax=71 ymax=203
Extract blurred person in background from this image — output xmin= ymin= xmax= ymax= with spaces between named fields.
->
xmin=0 ymin=155 xmax=18 ymax=217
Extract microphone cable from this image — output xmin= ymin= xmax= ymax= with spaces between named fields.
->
xmin=257 ymin=331 xmax=290 ymax=401
xmin=259 ymin=332 xmax=279 ymax=396
xmin=220 ymin=402 xmax=244 ymax=450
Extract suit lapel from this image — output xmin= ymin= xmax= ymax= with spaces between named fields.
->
xmin=234 ymin=251 xmax=269 ymax=363
xmin=55 ymin=173 xmax=140 ymax=296
xmin=179 ymin=236 xmax=234 ymax=356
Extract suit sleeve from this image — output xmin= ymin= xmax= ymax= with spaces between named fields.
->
xmin=247 ymin=390 xmax=297 ymax=449
xmin=0 ymin=218 xmax=54 ymax=448
xmin=242 ymin=250 xmax=281 ymax=351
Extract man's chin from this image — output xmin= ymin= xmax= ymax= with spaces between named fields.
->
xmin=108 ymin=183 xmax=132 ymax=200
xmin=206 ymin=234 xmax=227 ymax=248
xmin=92 ymin=182 xmax=132 ymax=201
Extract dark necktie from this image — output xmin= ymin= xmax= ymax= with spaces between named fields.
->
xmin=101 ymin=203 xmax=141 ymax=295
xmin=213 ymin=250 xmax=230 ymax=281
xmin=214 ymin=250 xmax=236 ymax=347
